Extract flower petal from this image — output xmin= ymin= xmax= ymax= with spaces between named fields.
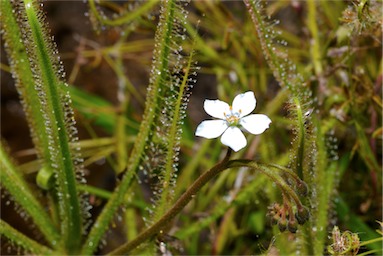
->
xmin=220 ymin=127 xmax=247 ymax=152
xmin=232 ymin=91 xmax=256 ymax=117
xmin=204 ymin=99 xmax=230 ymax=119
xmin=240 ymin=114 xmax=271 ymax=135
xmin=195 ymin=120 xmax=228 ymax=139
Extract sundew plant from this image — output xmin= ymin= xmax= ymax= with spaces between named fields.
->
xmin=1 ymin=0 xmax=382 ymax=255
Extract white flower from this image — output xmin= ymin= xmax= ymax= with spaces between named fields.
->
xmin=195 ymin=91 xmax=271 ymax=152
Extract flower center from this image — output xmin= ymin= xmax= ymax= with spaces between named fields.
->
xmin=224 ymin=106 xmax=241 ymax=126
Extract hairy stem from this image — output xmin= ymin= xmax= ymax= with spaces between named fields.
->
xmin=89 ymin=0 xmax=157 ymax=26
xmin=0 ymin=220 xmax=54 ymax=255
xmin=228 ymin=160 xmax=303 ymax=208
xmin=108 ymin=149 xmax=233 ymax=255
xmin=0 ymin=143 xmax=60 ymax=248
xmin=294 ymin=97 xmax=305 ymax=180
xmin=23 ymin=0 xmax=83 ymax=252
xmin=109 ymin=151 xmax=304 ymax=255
xmin=81 ymin=1 xmax=184 ymax=253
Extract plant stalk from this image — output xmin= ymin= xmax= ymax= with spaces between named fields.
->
xmin=108 ymin=148 xmax=233 ymax=255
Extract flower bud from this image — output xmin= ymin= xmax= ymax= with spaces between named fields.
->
xmin=268 ymin=213 xmax=279 ymax=225
xmin=278 ymin=218 xmax=287 ymax=232
xmin=296 ymin=181 xmax=309 ymax=197
xmin=267 ymin=203 xmax=281 ymax=225
xmin=295 ymin=206 xmax=310 ymax=225
xmin=287 ymin=219 xmax=298 ymax=233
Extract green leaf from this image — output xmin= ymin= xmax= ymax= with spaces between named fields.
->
xmin=1 ymin=0 xmax=86 ymax=252
xmin=0 ymin=142 xmax=60 ymax=248
xmin=0 ymin=220 xmax=55 ymax=255
xmin=81 ymin=0 xmax=192 ymax=253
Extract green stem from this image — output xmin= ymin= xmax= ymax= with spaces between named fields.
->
xmin=0 ymin=220 xmax=55 ymax=255
xmin=357 ymin=249 xmax=382 ymax=256
xmin=311 ymin=116 xmax=337 ymax=255
xmin=307 ymin=0 xmax=323 ymax=76
xmin=244 ymin=0 xmax=294 ymax=91
xmin=108 ymin=149 xmax=233 ymax=255
xmin=23 ymin=0 xmax=83 ymax=252
xmin=0 ymin=143 xmax=60 ymax=248
xmin=89 ymin=0 xmax=158 ymax=26
xmin=77 ymin=184 xmax=113 ymax=200
xmin=359 ymin=237 xmax=383 ymax=247
xmin=0 ymin=0 xmax=49 ymax=160
xmin=154 ymin=37 xmax=196 ymax=222
xmin=228 ymin=160 xmax=303 ymax=208
xmin=109 ymin=153 xmax=304 ymax=255
xmin=175 ymin=174 xmax=266 ymax=240
xmin=265 ymin=163 xmax=304 ymax=184
xmin=81 ymin=1 xmax=179 ymax=254
xmin=294 ymin=97 xmax=305 ymax=180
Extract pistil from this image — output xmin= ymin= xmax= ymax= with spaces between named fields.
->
xmin=224 ymin=106 xmax=241 ymax=126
